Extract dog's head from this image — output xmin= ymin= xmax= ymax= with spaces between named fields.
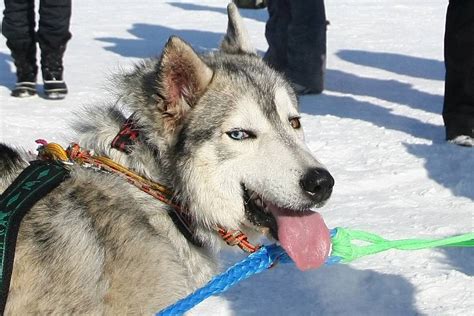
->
xmin=127 ymin=4 xmax=334 ymax=270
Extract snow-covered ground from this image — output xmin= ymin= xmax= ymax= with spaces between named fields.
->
xmin=0 ymin=0 xmax=472 ymax=315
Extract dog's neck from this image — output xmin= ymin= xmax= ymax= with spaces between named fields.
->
xmin=73 ymin=109 xmax=223 ymax=251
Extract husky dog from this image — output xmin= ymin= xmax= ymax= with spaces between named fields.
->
xmin=0 ymin=4 xmax=334 ymax=314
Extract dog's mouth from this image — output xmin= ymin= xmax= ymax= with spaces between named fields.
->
xmin=243 ymin=186 xmax=331 ymax=270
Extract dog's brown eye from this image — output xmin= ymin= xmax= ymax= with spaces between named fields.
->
xmin=289 ymin=117 xmax=301 ymax=129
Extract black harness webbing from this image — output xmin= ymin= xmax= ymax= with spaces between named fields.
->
xmin=0 ymin=160 xmax=69 ymax=313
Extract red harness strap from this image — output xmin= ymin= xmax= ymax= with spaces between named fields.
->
xmin=111 ymin=115 xmax=140 ymax=154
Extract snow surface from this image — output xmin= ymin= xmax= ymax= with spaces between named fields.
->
xmin=0 ymin=0 xmax=473 ymax=315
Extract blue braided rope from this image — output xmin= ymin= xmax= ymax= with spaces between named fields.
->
xmin=156 ymin=229 xmax=340 ymax=316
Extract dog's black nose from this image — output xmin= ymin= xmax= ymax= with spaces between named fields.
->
xmin=300 ymin=168 xmax=335 ymax=200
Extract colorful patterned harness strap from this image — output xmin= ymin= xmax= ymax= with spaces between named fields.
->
xmin=0 ymin=160 xmax=69 ymax=313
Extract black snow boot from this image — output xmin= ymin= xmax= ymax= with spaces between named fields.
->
xmin=9 ymin=42 xmax=38 ymax=98
xmin=41 ymin=45 xmax=68 ymax=99
xmin=12 ymin=65 xmax=37 ymax=98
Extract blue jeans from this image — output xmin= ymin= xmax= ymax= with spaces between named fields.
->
xmin=264 ymin=0 xmax=327 ymax=92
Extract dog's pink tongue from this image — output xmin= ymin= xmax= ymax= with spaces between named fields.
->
xmin=267 ymin=205 xmax=331 ymax=271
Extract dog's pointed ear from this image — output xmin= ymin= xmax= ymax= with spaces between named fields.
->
xmin=157 ymin=36 xmax=213 ymax=134
xmin=220 ymin=3 xmax=256 ymax=55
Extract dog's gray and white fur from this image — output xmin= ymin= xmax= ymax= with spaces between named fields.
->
xmin=0 ymin=4 xmax=333 ymax=314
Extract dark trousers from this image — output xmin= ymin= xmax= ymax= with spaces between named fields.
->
xmin=2 ymin=0 xmax=71 ymax=76
xmin=443 ymin=0 xmax=474 ymax=139
xmin=264 ymin=0 xmax=327 ymax=92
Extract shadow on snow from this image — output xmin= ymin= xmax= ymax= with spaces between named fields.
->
xmin=221 ymin=251 xmax=418 ymax=315
xmin=336 ymin=50 xmax=445 ymax=81
xmin=438 ymin=248 xmax=474 ymax=277
xmin=0 ymin=52 xmax=15 ymax=90
xmin=326 ymin=69 xmax=443 ymax=115
xmin=96 ymin=23 xmax=224 ymax=59
xmin=300 ymin=92 xmax=443 ymax=142
xmin=404 ymin=143 xmax=474 ymax=201
xmin=167 ymin=1 xmax=268 ymax=23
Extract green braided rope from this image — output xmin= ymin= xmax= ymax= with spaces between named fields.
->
xmin=331 ymin=227 xmax=474 ymax=263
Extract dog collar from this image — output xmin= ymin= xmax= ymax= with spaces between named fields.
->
xmin=111 ymin=114 xmax=140 ymax=154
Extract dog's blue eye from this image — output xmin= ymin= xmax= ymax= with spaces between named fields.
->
xmin=227 ymin=130 xmax=251 ymax=140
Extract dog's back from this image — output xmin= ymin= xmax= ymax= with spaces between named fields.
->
xmin=0 ymin=144 xmax=217 ymax=314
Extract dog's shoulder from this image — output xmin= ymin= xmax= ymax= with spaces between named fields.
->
xmin=9 ymin=163 xmax=203 ymax=313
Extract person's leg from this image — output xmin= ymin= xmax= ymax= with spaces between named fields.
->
xmin=286 ymin=0 xmax=327 ymax=94
xmin=443 ymin=0 xmax=474 ymax=145
xmin=38 ymin=0 xmax=71 ymax=99
xmin=263 ymin=0 xmax=290 ymax=73
xmin=2 ymin=0 xmax=38 ymax=97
